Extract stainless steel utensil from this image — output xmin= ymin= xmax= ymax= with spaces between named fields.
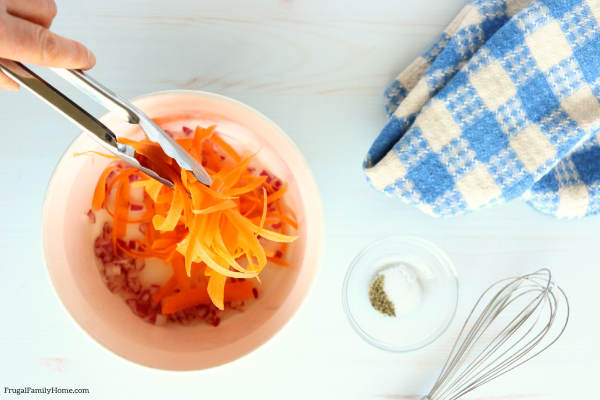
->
xmin=423 ymin=268 xmax=569 ymax=400
xmin=0 ymin=59 xmax=212 ymax=188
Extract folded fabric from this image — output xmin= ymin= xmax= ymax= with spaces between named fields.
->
xmin=524 ymin=138 xmax=600 ymax=217
xmin=364 ymin=0 xmax=600 ymax=217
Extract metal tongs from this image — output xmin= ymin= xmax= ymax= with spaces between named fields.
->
xmin=0 ymin=59 xmax=212 ymax=188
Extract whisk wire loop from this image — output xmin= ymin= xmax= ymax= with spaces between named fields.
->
xmin=425 ymin=269 xmax=569 ymax=400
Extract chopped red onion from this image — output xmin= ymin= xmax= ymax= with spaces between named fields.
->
xmin=135 ymin=300 xmax=150 ymax=316
xmin=86 ymin=209 xmax=96 ymax=223
xmin=149 ymin=284 xmax=160 ymax=295
xmin=94 ymin=220 xmax=243 ymax=326
xmin=105 ymin=264 xmax=122 ymax=277
xmin=127 ymin=276 xmax=142 ymax=294
xmin=259 ymin=170 xmax=272 ymax=183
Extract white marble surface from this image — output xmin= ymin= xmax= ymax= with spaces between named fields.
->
xmin=0 ymin=1 xmax=596 ymax=399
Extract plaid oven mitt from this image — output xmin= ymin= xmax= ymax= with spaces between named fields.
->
xmin=364 ymin=0 xmax=600 ymax=218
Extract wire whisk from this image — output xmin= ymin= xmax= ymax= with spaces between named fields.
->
xmin=423 ymin=268 xmax=569 ymax=400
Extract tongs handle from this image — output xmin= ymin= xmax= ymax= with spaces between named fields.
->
xmin=53 ymin=68 xmax=212 ymax=186
xmin=52 ymin=68 xmax=140 ymax=125
xmin=0 ymin=59 xmax=174 ymax=187
xmin=0 ymin=59 xmax=120 ymax=150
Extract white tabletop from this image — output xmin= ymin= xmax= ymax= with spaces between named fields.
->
xmin=0 ymin=1 xmax=596 ymax=399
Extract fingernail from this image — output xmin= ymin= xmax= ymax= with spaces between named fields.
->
xmin=87 ymin=49 xmax=96 ymax=68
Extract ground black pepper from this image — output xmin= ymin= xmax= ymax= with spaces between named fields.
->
xmin=368 ymin=274 xmax=396 ymax=317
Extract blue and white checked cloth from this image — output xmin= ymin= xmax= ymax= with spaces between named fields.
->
xmin=364 ymin=0 xmax=600 ymax=218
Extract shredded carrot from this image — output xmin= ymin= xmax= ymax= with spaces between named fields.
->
xmin=206 ymin=269 xmax=227 ymax=310
xmin=267 ymin=184 xmax=288 ymax=204
xmin=171 ymin=254 xmax=192 ymax=290
xmin=161 ymin=279 xmax=255 ymax=314
xmin=112 ymin=173 xmax=130 ymax=252
xmin=151 ymin=275 xmax=177 ymax=305
xmin=91 ymin=125 xmax=298 ymax=312
xmin=281 ymin=213 xmax=299 ymax=230
xmin=74 ymin=150 xmax=119 ymax=159
xmin=92 ymin=165 xmax=118 ymax=210
xmin=224 ymin=279 xmax=255 ymax=302
xmin=192 ymin=200 xmax=237 ymax=215
xmin=267 ymin=257 xmax=289 ymax=267
xmin=210 ymin=134 xmax=241 ymax=162
xmin=162 ymin=287 xmax=210 ymax=314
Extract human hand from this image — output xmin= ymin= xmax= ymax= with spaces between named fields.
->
xmin=0 ymin=0 xmax=95 ymax=90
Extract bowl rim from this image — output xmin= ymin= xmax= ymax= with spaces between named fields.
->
xmin=41 ymin=89 xmax=324 ymax=371
xmin=341 ymin=235 xmax=458 ymax=352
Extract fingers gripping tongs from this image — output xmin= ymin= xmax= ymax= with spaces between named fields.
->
xmin=0 ymin=59 xmax=212 ymax=188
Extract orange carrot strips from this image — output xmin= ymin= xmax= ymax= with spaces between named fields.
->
xmin=259 ymin=187 xmax=267 ymax=229
xmin=228 ymin=176 xmax=267 ymax=196
xmin=172 ymin=254 xmax=191 ymax=290
xmin=92 ymin=124 xmax=297 ymax=311
xmin=153 ymin=187 xmax=184 ymax=231
xmin=267 ymin=184 xmax=288 ymax=204
xmin=192 ymin=200 xmax=237 ymax=215
xmin=74 ymin=150 xmax=119 ymax=159
xmin=92 ymin=165 xmax=118 ymax=210
xmin=161 ymin=279 xmax=255 ymax=314
xmin=225 ymin=210 xmax=297 ymax=243
xmin=210 ymin=134 xmax=241 ymax=162
xmin=162 ymin=287 xmax=211 ymax=314
xmin=225 ymin=280 xmax=255 ymax=302
xmin=151 ymin=275 xmax=177 ymax=305
xmin=206 ymin=269 xmax=227 ymax=310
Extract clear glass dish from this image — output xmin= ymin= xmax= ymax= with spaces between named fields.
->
xmin=342 ymin=236 xmax=458 ymax=352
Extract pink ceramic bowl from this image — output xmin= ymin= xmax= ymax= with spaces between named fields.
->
xmin=42 ymin=90 xmax=323 ymax=370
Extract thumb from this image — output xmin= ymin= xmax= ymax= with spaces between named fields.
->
xmin=0 ymin=14 xmax=95 ymax=69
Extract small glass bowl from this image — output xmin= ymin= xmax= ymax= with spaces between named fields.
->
xmin=342 ymin=236 xmax=458 ymax=352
